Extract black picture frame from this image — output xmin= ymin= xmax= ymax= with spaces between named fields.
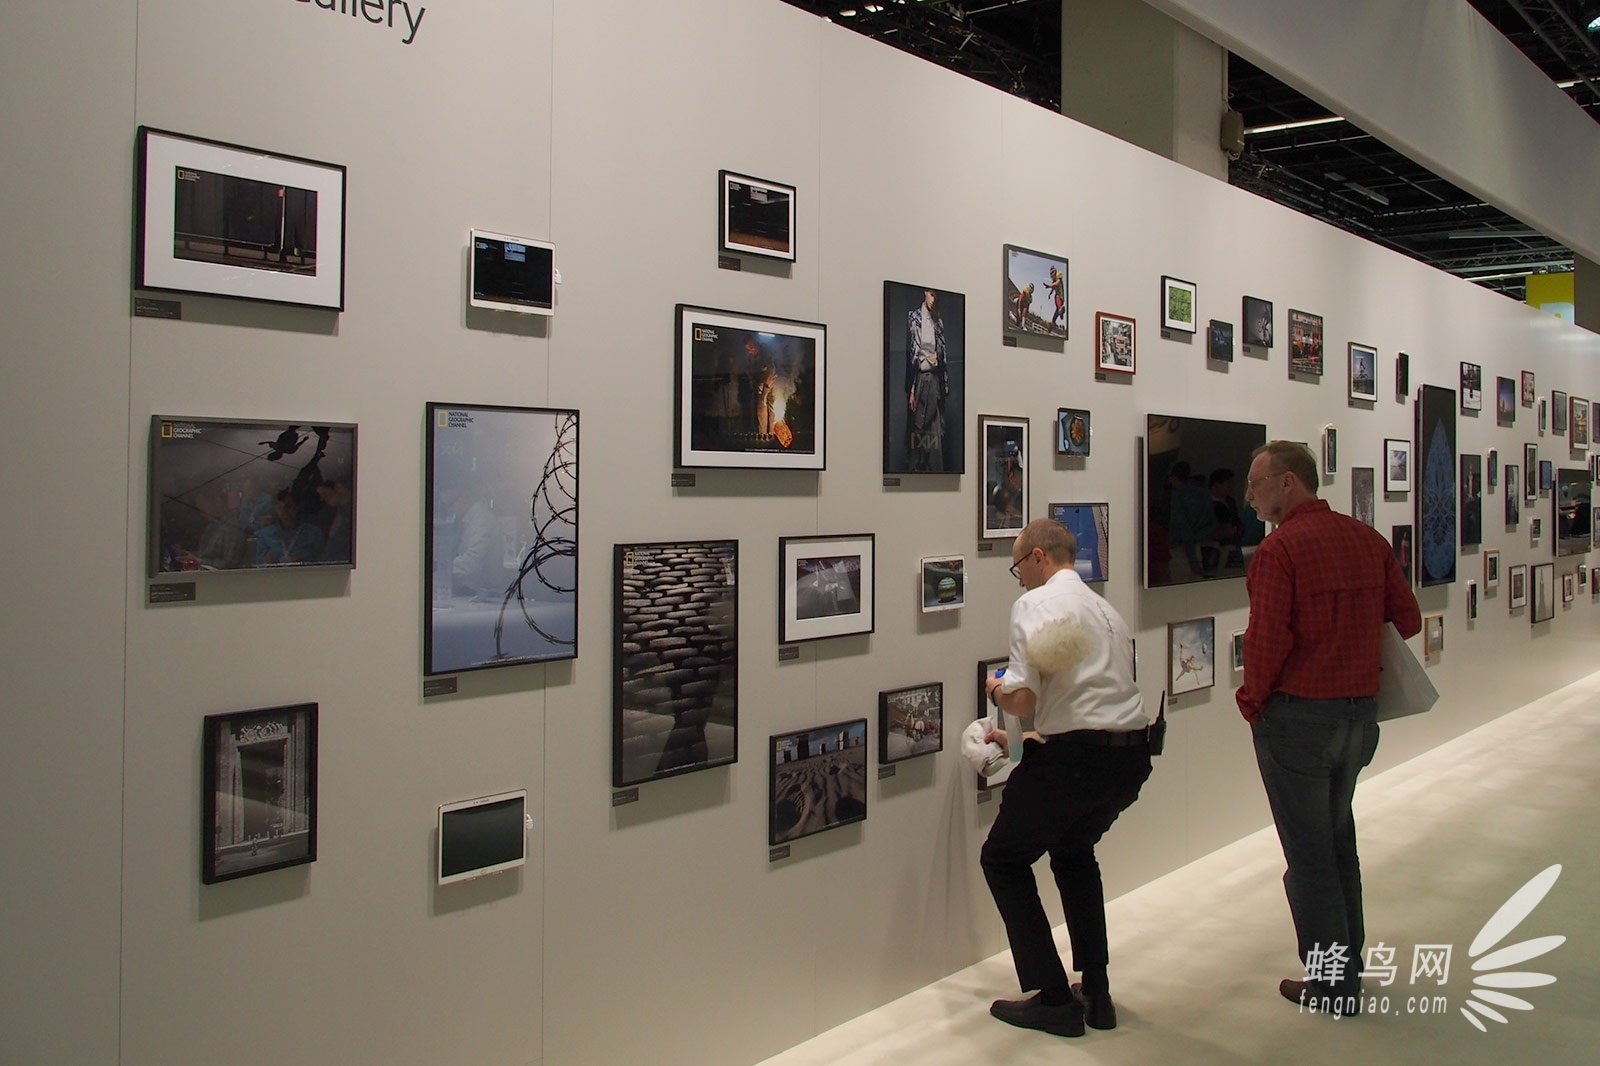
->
xmin=1555 ymin=469 xmax=1592 ymax=558
xmin=770 ymin=718 xmax=868 ymax=845
xmin=148 ymin=415 xmax=357 ymax=578
xmin=675 ymin=305 xmax=826 ymax=470
xmin=878 ymin=682 xmax=944 ymax=764
xmin=1505 ymin=465 xmax=1521 ymax=526
xmin=1415 ymin=383 xmax=1457 ymax=587
xmin=1056 ymin=407 xmax=1091 ymax=457
xmin=1530 ymin=562 xmax=1556 ymax=623
xmin=1241 ymin=296 xmax=1273 ymax=347
xmin=612 ymin=540 xmax=739 ymax=788
xmin=202 ymin=703 xmax=317 ymax=884
xmin=135 ymin=127 xmax=346 ymax=310
xmin=718 ymin=170 xmax=795 ymax=262
xmin=1208 ymin=319 xmax=1234 ymax=361
xmin=1497 ymin=376 xmax=1517 ymax=426
xmin=1287 ymin=309 xmax=1324 ymax=376
xmin=883 ymin=281 xmax=965 ymax=473
xmin=778 ymin=533 xmax=875 ymax=644
xmin=1003 ymin=244 xmax=1069 ymax=339
xmin=1160 ymin=275 xmax=1197 ymax=333
xmin=1460 ymin=362 xmax=1483 ymax=412
xmin=424 ymin=403 xmax=578 ymax=677
xmin=1460 ymin=454 xmax=1482 ymax=548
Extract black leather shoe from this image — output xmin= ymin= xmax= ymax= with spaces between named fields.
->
xmin=989 ymin=992 xmax=1085 ymax=1037
xmin=1280 ymin=979 xmax=1361 ymax=1016
xmin=1071 ymin=982 xmax=1117 ymax=1030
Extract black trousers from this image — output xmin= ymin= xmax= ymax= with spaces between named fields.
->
xmin=981 ymin=736 xmax=1151 ymax=993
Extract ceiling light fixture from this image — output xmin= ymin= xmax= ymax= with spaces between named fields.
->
xmin=1243 ymin=115 xmax=1344 ymax=135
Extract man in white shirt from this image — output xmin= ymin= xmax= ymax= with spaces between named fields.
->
xmin=982 ymin=518 xmax=1152 ymax=1037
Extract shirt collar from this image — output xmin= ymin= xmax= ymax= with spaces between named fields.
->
xmin=1281 ymin=498 xmax=1331 ymax=524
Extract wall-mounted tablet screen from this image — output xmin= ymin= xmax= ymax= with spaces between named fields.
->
xmin=470 ymin=230 xmax=554 ymax=314
xmin=438 ymin=789 xmax=527 ymax=885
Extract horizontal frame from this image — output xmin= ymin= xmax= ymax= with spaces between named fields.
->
xmin=719 ymin=170 xmax=795 ymax=261
xmin=770 ymin=718 xmax=868 ymax=844
xmin=424 ymin=403 xmax=578 ymax=676
xmin=202 ymin=702 xmax=317 ymax=884
xmin=878 ymin=682 xmax=944 ymax=765
xmin=779 ymin=533 xmax=875 ymax=644
xmin=136 ymin=127 xmax=345 ymax=309
xmin=675 ymin=305 xmax=826 ymax=470
xmin=919 ymin=554 xmax=965 ymax=612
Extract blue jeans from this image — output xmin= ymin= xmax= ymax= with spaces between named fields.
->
xmin=1252 ymin=695 xmax=1379 ymax=996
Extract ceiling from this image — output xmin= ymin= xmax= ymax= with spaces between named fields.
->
xmin=779 ymin=0 xmax=1600 ymax=301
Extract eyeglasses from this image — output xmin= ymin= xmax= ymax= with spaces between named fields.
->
xmin=1247 ymin=472 xmax=1284 ymax=492
xmin=1009 ymin=547 xmax=1038 ymax=578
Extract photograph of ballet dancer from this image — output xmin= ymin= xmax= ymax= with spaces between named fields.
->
xmin=613 ymin=540 xmax=738 ymax=788
xmin=769 ymin=718 xmax=868 ymax=845
xmin=1167 ymin=616 xmax=1215 ymax=696
xmin=148 ymin=416 xmax=356 ymax=578
xmin=425 ymin=404 xmax=577 ymax=676
xmin=1002 ymin=244 xmax=1068 ymax=339
xmin=676 ymin=305 xmax=825 ymax=469
xmin=879 ymin=682 xmax=943 ymax=764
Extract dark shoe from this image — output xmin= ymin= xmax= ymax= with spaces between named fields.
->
xmin=1071 ymin=982 xmax=1117 ymax=1030
xmin=989 ymin=992 xmax=1085 ymax=1037
xmin=1280 ymin=979 xmax=1361 ymax=1016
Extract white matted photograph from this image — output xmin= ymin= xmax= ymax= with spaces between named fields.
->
xmin=980 ymin=415 xmax=1029 ymax=539
xmin=719 ymin=170 xmax=795 ymax=261
xmin=779 ymin=533 xmax=875 ymax=643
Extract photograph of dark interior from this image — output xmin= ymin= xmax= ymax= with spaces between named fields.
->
xmin=1143 ymin=414 xmax=1266 ymax=587
xmin=687 ymin=318 xmax=817 ymax=458
xmin=172 ymin=166 xmax=318 ymax=276
xmin=203 ymin=703 xmax=316 ymax=884
xmin=722 ymin=173 xmax=793 ymax=257
xmin=795 ymin=555 xmax=863 ymax=620
xmin=150 ymin=418 xmax=355 ymax=576
xmin=770 ymin=718 xmax=868 ymax=845
xmin=1555 ymin=468 xmax=1592 ymax=558
xmin=613 ymin=540 xmax=738 ymax=789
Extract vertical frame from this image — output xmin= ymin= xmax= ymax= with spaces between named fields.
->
xmin=1241 ymin=295 xmax=1274 ymax=347
xmin=1167 ymin=616 xmax=1216 ymax=695
xmin=1287 ymin=309 xmax=1323 ymax=375
xmin=1384 ymin=438 xmax=1412 ymax=493
xmin=1415 ymin=383 xmax=1457 ymax=586
xmin=1348 ymin=343 xmax=1377 ymax=401
xmin=980 ymin=415 xmax=1029 ymax=539
xmin=884 ymin=281 xmax=966 ymax=474
xmin=1208 ymin=320 xmax=1234 ymax=361
xmin=1508 ymin=563 xmax=1528 ymax=609
xmin=1459 ymin=362 xmax=1483 ymax=412
xmin=1460 ymin=454 xmax=1482 ymax=548
xmin=1003 ymin=244 xmax=1069 ymax=339
xmin=976 ymin=655 xmax=1017 ymax=791
xmin=1095 ymin=312 xmax=1136 ymax=374
xmin=1160 ymin=275 xmax=1197 ymax=333
xmin=1056 ymin=407 xmax=1091 ymax=457
xmin=1530 ymin=562 xmax=1556 ymax=623
xmin=1497 ymin=377 xmax=1517 ymax=426
xmin=202 ymin=703 xmax=317 ymax=884
xmin=1484 ymin=548 xmax=1500 ymax=589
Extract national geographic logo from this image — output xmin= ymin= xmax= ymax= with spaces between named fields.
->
xmin=160 ymin=421 xmax=203 ymax=440
xmin=435 ymin=409 xmax=475 ymax=429
xmin=694 ymin=326 xmax=718 ymax=343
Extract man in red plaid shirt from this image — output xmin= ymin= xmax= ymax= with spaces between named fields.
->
xmin=1239 ymin=441 xmax=1420 ymax=1017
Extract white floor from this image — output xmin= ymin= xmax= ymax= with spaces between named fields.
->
xmin=758 ymin=673 xmax=1600 ymax=1065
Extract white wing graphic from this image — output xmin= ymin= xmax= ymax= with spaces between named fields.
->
xmin=1458 ymin=864 xmax=1565 ymax=1033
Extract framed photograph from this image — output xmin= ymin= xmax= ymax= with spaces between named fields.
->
xmin=1230 ymin=630 xmax=1246 ymax=672
xmin=1469 ymin=579 xmax=1478 ymax=620
xmin=1003 ymin=244 xmax=1069 ymax=339
xmin=1208 ymin=320 xmax=1234 ymax=361
xmin=1509 ymin=563 xmax=1528 ymax=609
xmin=1488 ymin=449 xmax=1499 ymax=491
xmin=878 ymin=682 xmax=944 ymax=765
xmin=1532 ymin=517 xmax=1544 ymax=540
xmin=424 ymin=404 xmax=578 ymax=677
xmin=1168 ymin=616 xmax=1216 ymax=696
xmin=1562 ymin=572 xmax=1575 ymax=604
xmin=1242 ymin=295 xmax=1273 ymax=347
xmin=148 ymin=416 xmax=356 ymax=578
xmin=1522 ymin=370 xmax=1536 ymax=407
xmin=1323 ymin=425 xmax=1338 ymax=476
xmin=976 ymin=655 xmax=1018 ymax=791
xmin=1392 ymin=524 xmax=1415 ymax=584
xmin=1423 ymin=614 xmax=1444 ymax=661
xmin=1497 ymin=377 xmax=1517 ymax=426
xmin=769 ymin=719 xmax=867 ymax=845
xmin=779 ymin=533 xmax=875 ymax=644
xmin=1460 ymin=363 xmax=1483 ymax=412
xmin=1056 ymin=407 xmax=1091 ymax=457
xmin=1384 ymin=438 xmax=1412 ymax=493
xmin=980 ymin=415 xmax=1029 ymax=539
xmin=1287 ymin=308 xmax=1324 ymax=376
xmin=1531 ymin=562 xmax=1556 ymax=623
xmin=920 ymin=555 xmax=965 ymax=612
xmin=884 ymin=282 xmax=965 ymax=474
xmin=1144 ymin=413 xmax=1264 ymax=587
xmin=1593 ymin=566 xmax=1600 ymax=598
xmin=136 ymin=127 xmax=345 ymax=310
xmin=202 ymin=702 xmax=317 ymax=884
xmin=675 ymin=305 xmax=825 ymax=470
xmin=1540 ymin=459 xmax=1554 ymax=492
xmin=1484 ymin=548 xmax=1500 ymax=589
xmin=718 ymin=170 xmax=795 ymax=261
xmin=1505 ymin=466 xmax=1521 ymax=526
xmin=1594 ymin=506 xmax=1600 ymax=549
xmin=1460 ymin=454 xmax=1482 ymax=548
xmin=1555 ymin=468 xmax=1591 ymax=558
xmin=1348 ymin=343 xmax=1378 ymax=402
xmin=1397 ymin=351 xmax=1410 ymax=399
xmin=1415 ymin=384 xmax=1457 ymax=586
xmin=1095 ymin=313 xmax=1136 ymax=376
xmin=1539 ymin=397 xmax=1548 ymax=435
xmin=1525 ymin=443 xmax=1539 ymax=501
xmin=1553 ymin=391 xmax=1569 ymax=435
xmin=1351 ymin=467 xmax=1376 ymax=527
xmin=1160 ymin=275 xmax=1198 ymax=333
xmin=1570 ymin=395 xmax=1590 ymax=450
xmin=612 ymin=540 xmax=738 ymax=789
xmin=1047 ymin=502 xmax=1110 ymax=583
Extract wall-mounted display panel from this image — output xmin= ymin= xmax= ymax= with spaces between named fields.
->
xmin=438 ymin=790 xmax=527 ymax=886
xmin=1143 ymin=413 xmax=1265 ymax=588
xmin=469 ymin=229 xmax=554 ymax=315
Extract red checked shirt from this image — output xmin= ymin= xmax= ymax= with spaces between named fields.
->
xmin=1237 ymin=499 xmax=1421 ymax=722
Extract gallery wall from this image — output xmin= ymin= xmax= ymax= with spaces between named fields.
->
xmin=3 ymin=1 xmax=1599 ymax=1065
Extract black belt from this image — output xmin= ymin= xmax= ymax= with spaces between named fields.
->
xmin=1048 ymin=728 xmax=1148 ymax=748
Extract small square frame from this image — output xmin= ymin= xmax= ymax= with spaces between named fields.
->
xmin=1056 ymin=407 xmax=1091 ymax=456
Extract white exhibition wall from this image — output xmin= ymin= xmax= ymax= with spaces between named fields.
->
xmin=2 ymin=2 xmax=1598 ymax=1065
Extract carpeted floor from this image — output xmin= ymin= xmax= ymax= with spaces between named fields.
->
xmin=758 ymin=671 xmax=1600 ymax=1065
